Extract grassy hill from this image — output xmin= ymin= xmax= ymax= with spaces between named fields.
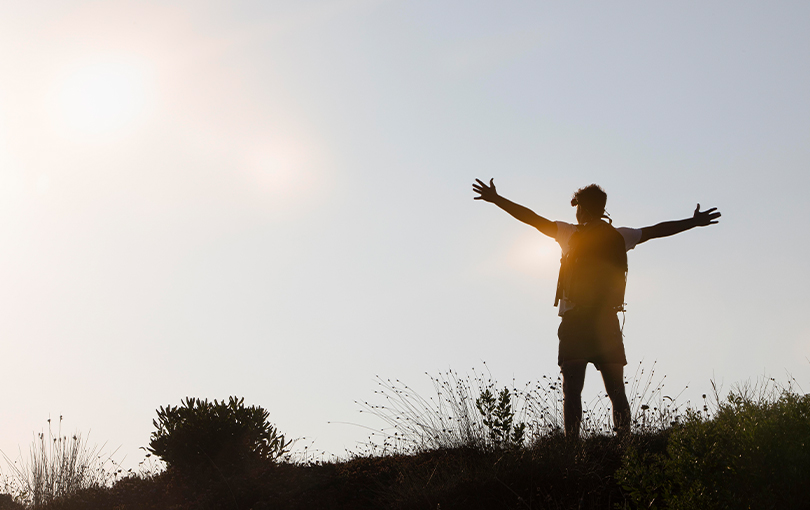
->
xmin=2 ymin=370 xmax=808 ymax=509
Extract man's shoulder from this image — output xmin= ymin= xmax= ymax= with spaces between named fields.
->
xmin=615 ymin=227 xmax=643 ymax=251
xmin=615 ymin=226 xmax=641 ymax=238
xmin=554 ymin=221 xmax=577 ymax=240
xmin=554 ymin=221 xmax=578 ymax=253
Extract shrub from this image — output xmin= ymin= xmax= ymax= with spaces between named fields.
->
xmin=147 ymin=397 xmax=291 ymax=474
xmin=474 ymin=387 xmax=525 ymax=448
xmin=617 ymin=384 xmax=810 ymax=509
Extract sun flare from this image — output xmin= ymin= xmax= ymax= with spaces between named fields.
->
xmin=55 ymin=59 xmax=153 ymax=139
xmin=507 ymin=233 xmax=561 ymax=279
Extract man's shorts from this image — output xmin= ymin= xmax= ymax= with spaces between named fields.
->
xmin=557 ymin=307 xmax=627 ymax=370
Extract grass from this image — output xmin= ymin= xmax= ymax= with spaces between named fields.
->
xmin=355 ymin=364 xmax=544 ymax=453
xmin=0 ymin=367 xmax=807 ymax=509
xmin=355 ymin=361 xmax=685 ymax=455
xmin=0 ymin=416 xmax=124 ymax=508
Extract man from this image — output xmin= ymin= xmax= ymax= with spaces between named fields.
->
xmin=472 ymin=179 xmax=720 ymax=439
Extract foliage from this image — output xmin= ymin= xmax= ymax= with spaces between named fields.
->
xmin=0 ymin=416 xmax=122 ymax=508
xmin=624 ymin=362 xmax=688 ymax=434
xmin=12 ymin=373 xmax=810 ymax=509
xmin=474 ymin=387 xmax=525 ymax=448
xmin=357 ymin=362 xmax=684 ymax=454
xmin=147 ymin=397 xmax=291 ymax=474
xmin=617 ymin=381 xmax=810 ymax=509
xmin=356 ymin=367 xmax=545 ymax=453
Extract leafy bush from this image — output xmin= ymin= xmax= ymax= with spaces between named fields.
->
xmin=617 ymin=385 xmax=810 ymax=509
xmin=147 ymin=397 xmax=290 ymax=474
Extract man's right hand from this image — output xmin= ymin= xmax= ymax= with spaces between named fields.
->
xmin=471 ymin=178 xmax=557 ymax=237
xmin=473 ymin=178 xmax=499 ymax=203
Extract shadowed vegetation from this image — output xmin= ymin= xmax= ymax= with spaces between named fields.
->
xmin=1 ymin=369 xmax=807 ymax=509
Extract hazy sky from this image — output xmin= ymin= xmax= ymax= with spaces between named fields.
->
xmin=1 ymin=1 xmax=808 ymax=467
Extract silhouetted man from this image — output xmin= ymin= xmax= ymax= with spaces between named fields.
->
xmin=472 ymin=179 xmax=720 ymax=439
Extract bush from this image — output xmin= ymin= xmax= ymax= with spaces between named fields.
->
xmin=147 ymin=397 xmax=290 ymax=474
xmin=617 ymin=386 xmax=810 ymax=509
xmin=474 ymin=387 xmax=525 ymax=448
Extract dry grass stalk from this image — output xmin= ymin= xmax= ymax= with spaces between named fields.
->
xmin=1 ymin=416 xmax=122 ymax=507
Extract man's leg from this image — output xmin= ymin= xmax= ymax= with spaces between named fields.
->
xmin=561 ymin=359 xmax=588 ymax=440
xmin=599 ymin=363 xmax=631 ymax=436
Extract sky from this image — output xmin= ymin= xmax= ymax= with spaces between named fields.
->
xmin=0 ymin=0 xmax=809 ymax=468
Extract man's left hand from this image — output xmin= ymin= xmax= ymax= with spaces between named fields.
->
xmin=693 ymin=204 xmax=721 ymax=226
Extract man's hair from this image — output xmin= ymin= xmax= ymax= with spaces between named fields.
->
xmin=571 ymin=184 xmax=607 ymax=217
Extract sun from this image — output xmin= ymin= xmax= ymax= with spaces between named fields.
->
xmin=55 ymin=59 xmax=153 ymax=139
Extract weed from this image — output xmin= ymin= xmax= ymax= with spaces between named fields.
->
xmin=357 ymin=361 xmax=685 ymax=454
xmin=356 ymin=366 xmax=534 ymax=454
xmin=475 ymin=387 xmax=525 ymax=448
xmin=0 ymin=416 xmax=121 ymax=507
xmin=617 ymin=376 xmax=810 ymax=509
xmin=625 ymin=361 xmax=689 ymax=434
xmin=135 ymin=447 xmax=166 ymax=479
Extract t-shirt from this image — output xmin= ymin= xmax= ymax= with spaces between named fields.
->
xmin=554 ymin=221 xmax=642 ymax=316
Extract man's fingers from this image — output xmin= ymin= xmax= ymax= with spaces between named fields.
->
xmin=473 ymin=178 xmax=496 ymax=201
xmin=694 ymin=204 xmax=722 ymax=223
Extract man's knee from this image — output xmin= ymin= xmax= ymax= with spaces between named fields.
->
xmin=599 ymin=364 xmax=626 ymax=395
xmin=561 ymin=361 xmax=587 ymax=396
xmin=563 ymin=379 xmax=584 ymax=398
xmin=604 ymin=381 xmax=627 ymax=401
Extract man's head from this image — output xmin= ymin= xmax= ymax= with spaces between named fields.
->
xmin=571 ymin=184 xmax=607 ymax=224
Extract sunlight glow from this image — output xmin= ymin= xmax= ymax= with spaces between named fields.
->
xmin=56 ymin=60 xmax=152 ymax=138
xmin=506 ymin=233 xmax=561 ymax=280
xmin=244 ymin=137 xmax=321 ymax=205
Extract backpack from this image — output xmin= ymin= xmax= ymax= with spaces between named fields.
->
xmin=554 ymin=220 xmax=627 ymax=310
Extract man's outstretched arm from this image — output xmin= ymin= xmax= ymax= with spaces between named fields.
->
xmin=472 ymin=178 xmax=557 ymax=238
xmin=638 ymin=204 xmax=721 ymax=244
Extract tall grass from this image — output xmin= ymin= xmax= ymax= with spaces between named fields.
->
xmin=357 ymin=361 xmax=687 ymax=454
xmin=357 ymin=365 xmax=534 ymax=453
xmin=1 ymin=417 xmax=122 ymax=507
